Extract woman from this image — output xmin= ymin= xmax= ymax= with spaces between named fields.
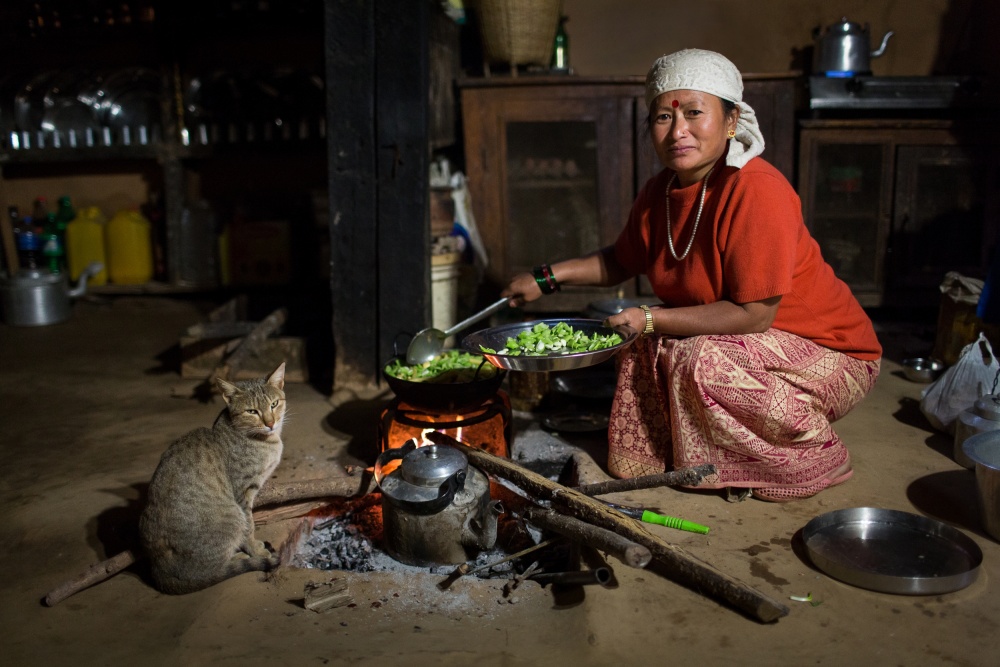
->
xmin=501 ymin=49 xmax=882 ymax=501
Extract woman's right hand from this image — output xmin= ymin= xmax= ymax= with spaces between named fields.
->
xmin=501 ymin=271 xmax=543 ymax=308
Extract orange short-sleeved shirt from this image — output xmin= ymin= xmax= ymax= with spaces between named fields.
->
xmin=614 ymin=157 xmax=882 ymax=361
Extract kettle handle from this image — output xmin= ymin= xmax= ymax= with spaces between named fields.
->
xmin=68 ymin=261 xmax=104 ymax=299
xmin=872 ymin=30 xmax=894 ymax=57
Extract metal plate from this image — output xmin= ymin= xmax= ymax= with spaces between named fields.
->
xmin=542 ymin=410 xmax=610 ymax=433
xmin=802 ymin=508 xmax=983 ymax=595
xmin=461 ymin=319 xmax=638 ymax=372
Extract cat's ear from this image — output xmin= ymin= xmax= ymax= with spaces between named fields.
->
xmin=217 ymin=378 xmax=239 ymax=404
xmin=268 ymin=362 xmax=286 ymax=390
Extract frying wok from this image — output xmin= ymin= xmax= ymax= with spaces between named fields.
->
xmin=382 ymin=355 xmax=507 ymax=411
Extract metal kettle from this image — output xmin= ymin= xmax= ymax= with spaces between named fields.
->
xmin=814 ymin=17 xmax=894 ymax=77
xmin=375 ymin=440 xmax=503 ymax=566
xmin=0 ymin=262 xmax=102 ymax=326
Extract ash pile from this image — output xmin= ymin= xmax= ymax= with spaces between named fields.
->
xmin=291 ymin=512 xmax=380 ymax=572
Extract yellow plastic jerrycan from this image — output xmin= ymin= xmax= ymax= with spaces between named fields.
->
xmin=105 ymin=208 xmax=153 ymax=284
xmin=65 ymin=206 xmax=109 ymax=285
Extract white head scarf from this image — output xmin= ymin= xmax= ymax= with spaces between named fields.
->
xmin=645 ymin=48 xmax=765 ymax=169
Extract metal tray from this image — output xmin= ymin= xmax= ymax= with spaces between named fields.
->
xmin=802 ymin=507 xmax=983 ymax=595
xmin=461 ymin=319 xmax=638 ymax=372
xmin=542 ymin=410 xmax=610 ymax=433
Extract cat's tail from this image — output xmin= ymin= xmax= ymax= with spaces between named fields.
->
xmin=43 ymin=549 xmax=138 ymax=606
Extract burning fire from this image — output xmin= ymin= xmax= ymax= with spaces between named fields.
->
xmin=379 ymin=395 xmax=510 ymax=459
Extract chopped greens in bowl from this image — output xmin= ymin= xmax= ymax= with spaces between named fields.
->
xmin=479 ymin=321 xmax=623 ymax=357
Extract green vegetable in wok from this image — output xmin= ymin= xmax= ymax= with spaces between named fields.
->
xmin=385 ymin=350 xmax=498 ymax=383
xmin=479 ymin=321 xmax=623 ymax=357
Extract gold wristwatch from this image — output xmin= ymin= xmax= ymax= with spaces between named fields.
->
xmin=639 ymin=305 xmax=654 ymax=335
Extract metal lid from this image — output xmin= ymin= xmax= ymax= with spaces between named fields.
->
xmin=2 ymin=269 xmax=62 ymax=287
xmin=400 ymin=444 xmax=468 ymax=488
xmin=974 ymin=395 xmax=1000 ymax=421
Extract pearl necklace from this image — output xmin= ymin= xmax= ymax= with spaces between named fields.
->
xmin=665 ymin=167 xmax=714 ymax=261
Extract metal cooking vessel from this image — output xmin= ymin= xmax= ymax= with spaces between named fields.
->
xmin=382 ymin=354 xmax=506 ymax=411
xmin=0 ymin=262 xmax=102 ymax=326
xmin=814 ymin=17 xmax=893 ymax=76
xmin=375 ymin=441 xmax=503 ymax=566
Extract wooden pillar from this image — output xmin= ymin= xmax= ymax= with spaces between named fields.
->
xmin=325 ymin=0 xmax=430 ymax=389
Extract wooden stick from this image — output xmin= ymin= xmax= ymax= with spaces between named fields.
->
xmin=253 ymin=500 xmax=331 ymax=525
xmin=427 ymin=432 xmax=788 ymax=623
xmin=44 ymin=550 xmax=137 ymax=606
xmin=304 ymin=577 xmax=354 ymax=612
xmin=524 ymin=507 xmax=652 ymax=569
xmin=44 ymin=471 xmax=376 ymax=606
xmin=254 ymin=472 xmax=376 ymax=507
xmin=573 ymin=464 xmax=717 ymax=497
xmin=209 ymin=307 xmax=288 ymax=386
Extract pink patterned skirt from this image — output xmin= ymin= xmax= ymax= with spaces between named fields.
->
xmin=608 ymin=329 xmax=880 ymax=500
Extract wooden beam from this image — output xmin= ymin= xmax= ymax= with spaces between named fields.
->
xmin=326 ymin=0 xmax=431 ymax=390
xmin=326 ymin=0 xmax=379 ymax=388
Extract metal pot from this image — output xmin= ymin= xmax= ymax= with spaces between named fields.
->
xmin=814 ymin=17 xmax=893 ymax=76
xmin=0 ymin=262 xmax=102 ymax=326
xmin=375 ymin=440 xmax=503 ymax=566
xmin=382 ymin=355 xmax=506 ymax=411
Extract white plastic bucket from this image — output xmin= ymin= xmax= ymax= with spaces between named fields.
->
xmin=431 ymin=258 xmax=461 ymax=339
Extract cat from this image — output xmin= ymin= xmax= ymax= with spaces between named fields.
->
xmin=139 ymin=362 xmax=287 ymax=594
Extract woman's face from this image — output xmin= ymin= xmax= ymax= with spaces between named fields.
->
xmin=649 ymin=90 xmax=738 ymax=187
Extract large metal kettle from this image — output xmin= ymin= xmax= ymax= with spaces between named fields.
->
xmin=0 ymin=262 xmax=102 ymax=326
xmin=374 ymin=440 xmax=503 ymax=566
xmin=814 ymin=17 xmax=894 ymax=77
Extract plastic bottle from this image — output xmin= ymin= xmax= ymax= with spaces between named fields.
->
xmin=15 ymin=216 xmax=42 ymax=272
xmin=54 ymin=196 xmax=76 ymax=233
xmin=105 ymin=208 xmax=153 ymax=284
xmin=65 ymin=206 xmax=109 ymax=285
xmin=41 ymin=213 xmax=66 ymax=274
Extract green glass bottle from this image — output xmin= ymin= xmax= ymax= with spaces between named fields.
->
xmin=55 ymin=196 xmax=76 ymax=231
xmin=551 ymin=16 xmax=569 ymax=71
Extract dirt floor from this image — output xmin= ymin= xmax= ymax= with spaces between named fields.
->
xmin=2 ymin=296 xmax=999 ymax=666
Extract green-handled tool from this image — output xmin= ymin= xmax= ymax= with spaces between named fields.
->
xmin=604 ymin=501 xmax=710 ymax=535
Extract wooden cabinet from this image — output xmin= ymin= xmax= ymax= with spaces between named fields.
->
xmin=799 ymin=120 xmax=1000 ymax=308
xmin=459 ymin=75 xmax=800 ymax=312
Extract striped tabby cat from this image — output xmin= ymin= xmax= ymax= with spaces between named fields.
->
xmin=139 ymin=363 xmax=286 ymax=594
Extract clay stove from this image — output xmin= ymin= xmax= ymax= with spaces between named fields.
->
xmin=378 ymin=389 xmax=512 ymax=458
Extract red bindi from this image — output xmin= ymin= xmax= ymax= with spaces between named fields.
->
xmin=671 ymin=99 xmax=679 ymax=108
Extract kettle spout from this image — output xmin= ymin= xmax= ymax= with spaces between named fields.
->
xmin=462 ymin=500 xmax=505 ymax=551
xmin=871 ymin=30 xmax=894 ymax=58
xmin=68 ymin=262 xmax=103 ymax=299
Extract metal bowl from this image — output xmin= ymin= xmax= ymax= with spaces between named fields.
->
xmin=901 ymin=357 xmax=945 ymax=383
xmin=802 ymin=507 xmax=982 ymax=595
xmin=461 ymin=318 xmax=638 ymax=372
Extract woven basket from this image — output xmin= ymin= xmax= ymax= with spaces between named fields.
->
xmin=472 ymin=0 xmax=561 ymax=68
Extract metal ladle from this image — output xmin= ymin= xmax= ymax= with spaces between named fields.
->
xmin=406 ymin=297 xmax=510 ymax=365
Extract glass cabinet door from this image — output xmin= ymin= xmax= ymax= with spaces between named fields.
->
xmin=890 ymin=145 xmax=989 ymax=303
xmin=460 ymin=84 xmax=637 ymax=313
xmin=505 ymin=121 xmax=600 ymax=273
xmin=800 ymin=128 xmax=893 ymax=307
xmin=808 ymin=142 xmax=887 ymax=300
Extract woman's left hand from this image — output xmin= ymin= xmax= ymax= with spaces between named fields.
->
xmin=605 ymin=306 xmax=648 ymax=334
